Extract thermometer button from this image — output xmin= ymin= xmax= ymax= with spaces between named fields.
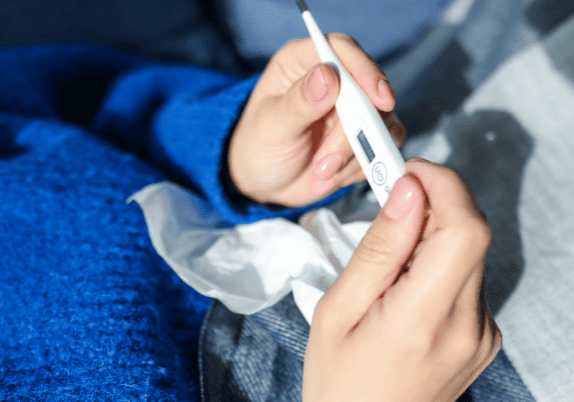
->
xmin=371 ymin=162 xmax=387 ymax=186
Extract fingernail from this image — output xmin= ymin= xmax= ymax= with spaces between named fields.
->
xmin=382 ymin=177 xmax=415 ymax=220
xmin=378 ymin=78 xmax=390 ymax=99
xmin=310 ymin=178 xmax=335 ymax=196
xmin=315 ymin=153 xmax=343 ymax=180
xmin=305 ymin=66 xmax=328 ymax=102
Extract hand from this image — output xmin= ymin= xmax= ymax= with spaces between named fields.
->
xmin=302 ymin=159 xmax=502 ymax=402
xmin=228 ymin=33 xmax=405 ymax=207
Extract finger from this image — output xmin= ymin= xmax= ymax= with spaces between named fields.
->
xmin=309 ymin=158 xmax=366 ymax=196
xmin=326 ymin=32 xmax=395 ymax=111
xmin=341 ymin=169 xmax=366 ymax=188
xmin=267 ymin=35 xmax=395 ymax=111
xmin=406 ymin=158 xmax=488 ymax=226
xmin=315 ymin=173 xmax=426 ymax=331
xmin=311 ymin=114 xmax=354 ymax=181
xmin=394 ymin=159 xmax=491 ymax=324
xmin=263 ymin=63 xmax=340 ymax=143
xmin=309 ymin=156 xmax=362 ymax=197
xmin=332 ymin=156 xmax=363 ymax=184
xmin=311 ymin=111 xmax=405 ymax=182
xmin=381 ymin=111 xmax=406 ymax=147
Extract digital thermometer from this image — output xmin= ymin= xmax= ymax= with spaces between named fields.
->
xmin=296 ymin=0 xmax=405 ymax=207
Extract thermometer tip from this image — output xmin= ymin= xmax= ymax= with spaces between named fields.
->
xmin=296 ymin=0 xmax=309 ymax=13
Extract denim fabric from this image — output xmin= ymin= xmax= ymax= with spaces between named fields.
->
xmin=199 ymin=293 xmax=534 ymax=402
xmin=465 ymin=351 xmax=536 ymax=402
xmin=199 ymin=294 xmax=308 ymax=402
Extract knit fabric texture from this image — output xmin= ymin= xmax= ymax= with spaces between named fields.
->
xmin=0 ymin=44 xmax=346 ymax=400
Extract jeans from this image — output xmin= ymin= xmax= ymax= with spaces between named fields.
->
xmin=199 ymin=293 xmax=535 ymax=402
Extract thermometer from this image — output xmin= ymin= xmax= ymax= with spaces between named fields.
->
xmin=296 ymin=0 xmax=405 ymax=207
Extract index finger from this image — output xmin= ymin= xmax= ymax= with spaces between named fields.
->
xmin=406 ymin=158 xmax=488 ymax=229
xmin=326 ymin=32 xmax=395 ymax=112
xmin=397 ymin=159 xmax=491 ymax=323
xmin=264 ymin=34 xmax=395 ymax=111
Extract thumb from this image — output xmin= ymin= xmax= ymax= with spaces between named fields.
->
xmin=269 ymin=63 xmax=340 ymax=139
xmin=319 ymin=174 xmax=427 ymax=327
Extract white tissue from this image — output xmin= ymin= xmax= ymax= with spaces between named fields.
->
xmin=129 ymin=181 xmax=374 ymax=324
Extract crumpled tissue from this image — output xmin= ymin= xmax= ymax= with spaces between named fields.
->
xmin=128 ymin=181 xmax=379 ymax=324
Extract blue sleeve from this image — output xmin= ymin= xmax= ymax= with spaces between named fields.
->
xmin=0 ymin=43 xmax=349 ymax=225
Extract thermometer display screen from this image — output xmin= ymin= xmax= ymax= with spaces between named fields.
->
xmin=357 ymin=130 xmax=376 ymax=163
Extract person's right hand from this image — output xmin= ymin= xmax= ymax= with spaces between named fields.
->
xmin=303 ymin=159 xmax=502 ymax=402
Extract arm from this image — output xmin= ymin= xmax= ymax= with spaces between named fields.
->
xmin=96 ymin=36 xmax=405 ymax=223
xmin=0 ymin=40 xmax=403 ymax=224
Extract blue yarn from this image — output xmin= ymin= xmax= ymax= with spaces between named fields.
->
xmin=0 ymin=119 xmax=211 ymax=401
xmin=0 ymin=44 xmax=346 ymax=400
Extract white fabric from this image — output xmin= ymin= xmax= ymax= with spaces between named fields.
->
xmin=129 ymin=181 xmax=374 ymax=325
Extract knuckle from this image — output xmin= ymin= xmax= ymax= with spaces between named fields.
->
xmin=452 ymin=332 xmax=481 ymax=364
xmin=312 ymin=296 xmax=340 ymax=331
xmin=446 ymin=216 xmax=492 ymax=257
xmin=474 ymin=219 xmax=492 ymax=249
xmin=407 ymin=319 xmax=443 ymax=354
xmin=313 ymin=295 xmax=330 ymax=318
xmin=434 ymin=166 xmax=492 ymax=239
xmin=436 ymin=164 xmax=463 ymax=184
xmin=402 ymin=331 xmax=433 ymax=357
xmin=464 ymin=216 xmax=492 ymax=250
xmin=411 ymin=340 xmax=432 ymax=358
xmin=354 ymin=230 xmax=395 ymax=266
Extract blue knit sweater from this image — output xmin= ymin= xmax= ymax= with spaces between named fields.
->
xmin=0 ymin=44 xmax=346 ymax=401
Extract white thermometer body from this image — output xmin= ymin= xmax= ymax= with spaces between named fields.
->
xmin=296 ymin=0 xmax=405 ymax=207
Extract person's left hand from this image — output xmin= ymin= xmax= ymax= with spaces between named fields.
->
xmin=228 ymin=33 xmax=405 ymax=207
